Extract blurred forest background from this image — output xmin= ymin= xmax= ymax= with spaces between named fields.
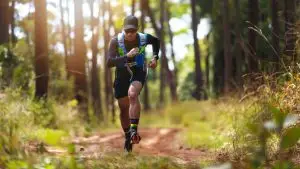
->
xmin=0 ymin=0 xmax=300 ymax=168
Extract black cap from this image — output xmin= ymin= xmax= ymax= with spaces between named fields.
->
xmin=123 ymin=15 xmax=138 ymax=30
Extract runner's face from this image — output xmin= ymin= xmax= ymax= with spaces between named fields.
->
xmin=124 ymin=29 xmax=137 ymax=41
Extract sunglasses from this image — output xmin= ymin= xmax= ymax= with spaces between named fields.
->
xmin=125 ymin=29 xmax=137 ymax=34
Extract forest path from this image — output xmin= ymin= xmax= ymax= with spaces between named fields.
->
xmin=43 ymin=128 xmax=215 ymax=165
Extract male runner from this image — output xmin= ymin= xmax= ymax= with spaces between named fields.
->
xmin=106 ymin=15 xmax=160 ymax=152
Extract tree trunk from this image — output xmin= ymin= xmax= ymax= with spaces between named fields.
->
xmin=271 ymin=0 xmax=280 ymax=68
xmin=144 ymin=0 xmax=158 ymax=81
xmin=284 ymin=0 xmax=296 ymax=58
xmin=101 ymin=0 xmax=115 ymax=122
xmin=140 ymin=0 xmax=150 ymax=111
xmin=160 ymin=0 xmax=177 ymax=102
xmin=248 ymin=0 xmax=259 ymax=73
xmin=102 ymin=0 xmax=110 ymax=113
xmin=74 ymin=0 xmax=88 ymax=119
xmin=191 ymin=0 xmax=204 ymax=99
xmin=205 ymin=47 xmax=209 ymax=99
xmin=59 ymin=0 xmax=69 ymax=77
xmin=131 ymin=0 xmax=136 ymax=15
xmin=108 ymin=1 xmax=115 ymax=122
xmin=222 ymin=0 xmax=232 ymax=94
xmin=0 ymin=0 xmax=9 ymax=45
xmin=66 ymin=0 xmax=73 ymax=57
xmin=90 ymin=0 xmax=103 ymax=121
xmin=144 ymin=0 xmax=160 ymax=38
xmin=11 ymin=0 xmax=17 ymax=45
xmin=166 ymin=2 xmax=178 ymax=88
xmin=159 ymin=0 xmax=166 ymax=105
xmin=214 ymin=50 xmax=225 ymax=97
xmin=234 ymin=0 xmax=243 ymax=87
xmin=34 ymin=0 xmax=49 ymax=98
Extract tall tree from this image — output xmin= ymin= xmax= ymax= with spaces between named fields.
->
xmin=102 ymin=0 xmax=110 ymax=112
xmin=284 ymin=0 xmax=296 ymax=58
xmin=74 ymin=0 xmax=88 ymax=118
xmin=205 ymin=38 xmax=210 ymax=99
xmin=222 ymin=0 xmax=231 ymax=93
xmin=191 ymin=0 xmax=204 ymax=99
xmin=108 ymin=1 xmax=116 ymax=122
xmin=234 ymin=0 xmax=243 ymax=86
xmin=144 ymin=0 xmax=160 ymax=38
xmin=166 ymin=2 xmax=178 ymax=88
xmin=140 ymin=0 xmax=150 ymax=111
xmin=248 ymin=0 xmax=259 ymax=73
xmin=66 ymin=0 xmax=73 ymax=56
xmin=0 ymin=0 xmax=9 ymax=45
xmin=157 ymin=0 xmax=177 ymax=103
xmin=34 ymin=0 xmax=49 ymax=98
xmin=102 ymin=0 xmax=115 ymax=122
xmin=144 ymin=0 xmax=159 ymax=81
xmin=90 ymin=0 xmax=103 ymax=120
xmin=271 ymin=0 xmax=280 ymax=67
xmin=159 ymin=0 xmax=166 ymax=105
xmin=211 ymin=1 xmax=225 ymax=96
xmin=10 ymin=0 xmax=17 ymax=45
xmin=131 ymin=0 xmax=136 ymax=15
xmin=59 ymin=0 xmax=69 ymax=75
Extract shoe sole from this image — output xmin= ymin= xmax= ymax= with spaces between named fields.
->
xmin=131 ymin=134 xmax=141 ymax=144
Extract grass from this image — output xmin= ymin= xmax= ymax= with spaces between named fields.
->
xmin=140 ymin=99 xmax=259 ymax=151
xmin=0 ymin=88 xmax=261 ymax=168
xmin=25 ymin=128 xmax=68 ymax=146
xmin=87 ymin=152 xmax=183 ymax=169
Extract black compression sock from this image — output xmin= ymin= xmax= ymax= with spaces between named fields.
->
xmin=123 ymin=127 xmax=129 ymax=133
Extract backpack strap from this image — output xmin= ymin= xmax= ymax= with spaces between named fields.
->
xmin=138 ymin=33 xmax=147 ymax=46
xmin=117 ymin=32 xmax=127 ymax=56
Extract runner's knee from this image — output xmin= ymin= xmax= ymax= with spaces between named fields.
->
xmin=128 ymin=91 xmax=138 ymax=103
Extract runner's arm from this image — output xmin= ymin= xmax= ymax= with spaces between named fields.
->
xmin=146 ymin=34 xmax=160 ymax=60
xmin=106 ymin=37 xmax=128 ymax=68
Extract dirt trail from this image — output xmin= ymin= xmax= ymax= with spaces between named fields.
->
xmin=58 ymin=128 xmax=214 ymax=163
xmin=35 ymin=128 xmax=215 ymax=165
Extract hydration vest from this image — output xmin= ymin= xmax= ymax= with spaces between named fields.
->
xmin=117 ymin=32 xmax=147 ymax=68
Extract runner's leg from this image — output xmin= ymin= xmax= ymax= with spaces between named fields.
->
xmin=117 ymin=97 xmax=130 ymax=132
xmin=128 ymin=81 xmax=143 ymax=143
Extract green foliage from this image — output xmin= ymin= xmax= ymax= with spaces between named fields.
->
xmin=48 ymin=52 xmax=75 ymax=102
xmin=270 ymin=106 xmax=287 ymax=130
xmin=49 ymin=78 xmax=75 ymax=102
xmin=177 ymin=39 xmax=209 ymax=100
xmin=0 ymin=89 xmax=31 ymax=158
xmin=0 ymin=89 xmax=85 ymax=168
xmin=196 ymin=0 xmax=213 ymax=17
xmin=247 ymin=105 xmax=300 ymax=168
xmin=0 ymin=40 xmax=35 ymax=91
xmin=6 ymin=160 xmax=29 ymax=169
xmin=240 ymin=85 xmax=300 ymax=169
xmin=177 ymin=46 xmax=196 ymax=101
xmin=178 ymin=72 xmax=195 ymax=101
xmin=281 ymin=127 xmax=300 ymax=149
xmin=169 ymin=2 xmax=190 ymax=18
xmin=162 ymin=100 xmax=237 ymax=149
xmin=173 ymin=28 xmax=189 ymax=36
xmin=0 ymin=46 xmax=19 ymax=88
xmin=29 ymin=128 xmax=68 ymax=146
xmin=29 ymin=100 xmax=57 ymax=128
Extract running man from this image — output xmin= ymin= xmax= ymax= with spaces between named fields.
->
xmin=106 ymin=15 xmax=160 ymax=152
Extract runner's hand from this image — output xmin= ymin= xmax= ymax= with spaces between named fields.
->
xmin=148 ymin=58 xmax=157 ymax=69
xmin=126 ymin=47 xmax=139 ymax=58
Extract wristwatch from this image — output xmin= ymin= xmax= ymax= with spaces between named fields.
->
xmin=153 ymin=55 xmax=159 ymax=60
